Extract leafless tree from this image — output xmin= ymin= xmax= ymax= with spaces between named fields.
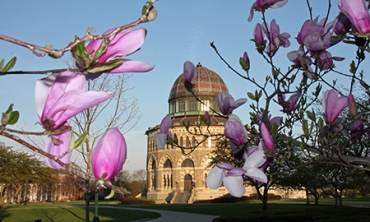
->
xmin=70 ymin=74 xmax=141 ymax=180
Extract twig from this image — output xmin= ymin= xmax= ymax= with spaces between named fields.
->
xmin=0 ymin=130 xmax=67 ymax=169
xmin=0 ymin=0 xmax=157 ymax=59
xmin=0 ymin=68 xmax=80 ymax=76
xmin=5 ymin=127 xmax=47 ymax=136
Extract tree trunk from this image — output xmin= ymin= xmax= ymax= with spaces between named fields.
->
xmin=305 ymin=189 xmax=310 ymax=205
xmin=84 ymin=180 xmax=90 ymax=222
xmin=261 ymin=184 xmax=269 ymax=211
xmin=334 ymin=188 xmax=339 ymax=206
xmin=314 ymin=191 xmax=319 ymax=205
xmin=339 ymin=189 xmax=343 ymax=206
xmin=254 ymin=184 xmax=268 ymax=211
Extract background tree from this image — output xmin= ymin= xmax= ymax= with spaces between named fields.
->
xmin=0 ymin=143 xmax=58 ymax=208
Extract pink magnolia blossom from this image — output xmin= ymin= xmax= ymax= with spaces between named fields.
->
xmin=154 ymin=115 xmax=172 ymax=149
xmin=348 ymin=93 xmax=358 ymax=117
xmin=216 ymin=92 xmax=247 ymax=115
xmin=91 ymin=127 xmax=127 ymax=181
xmin=338 ymin=0 xmax=370 ymax=35
xmin=206 ymin=150 xmax=267 ymax=197
xmin=260 ymin=122 xmax=275 ymax=151
xmin=206 ymin=163 xmax=245 ymax=197
xmin=224 ymin=115 xmax=248 ymax=146
xmin=255 ymin=112 xmax=281 ymax=127
xmin=35 ymin=71 xmax=113 ymax=131
xmin=297 ymin=17 xmax=326 ymax=45
xmin=264 ymin=19 xmax=291 ymax=48
xmin=240 ymin=52 xmax=250 ymax=71
xmin=254 ymin=23 xmax=265 ymax=46
xmin=333 ymin=12 xmax=352 ymax=35
xmin=317 ymin=51 xmax=344 ymax=70
xmin=278 ymin=92 xmax=301 ymax=112
xmin=322 ymin=89 xmax=349 ymax=124
xmin=297 ymin=17 xmax=341 ymax=53
xmin=183 ymin=61 xmax=196 ymax=84
xmin=85 ymin=28 xmax=154 ymax=74
xmin=45 ymin=127 xmax=72 ymax=170
xmin=287 ymin=46 xmax=312 ymax=67
xmin=351 ymin=119 xmax=364 ymax=138
xmin=204 ymin=111 xmax=211 ymax=125
xmin=248 ymin=0 xmax=288 ymax=22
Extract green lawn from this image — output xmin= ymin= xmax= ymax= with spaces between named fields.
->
xmin=0 ymin=198 xmax=369 ymax=222
xmin=0 ymin=201 xmax=160 ymax=222
xmin=125 ymin=197 xmax=370 ymax=215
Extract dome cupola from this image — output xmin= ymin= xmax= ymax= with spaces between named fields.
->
xmin=168 ymin=62 xmax=229 ymax=117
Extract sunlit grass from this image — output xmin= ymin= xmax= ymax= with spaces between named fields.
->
xmin=1 ymin=198 xmax=369 ymax=221
xmin=0 ymin=201 xmax=160 ymax=222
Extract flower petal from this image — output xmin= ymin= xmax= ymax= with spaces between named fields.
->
xmin=183 ymin=61 xmax=196 ymax=83
xmin=159 ymin=115 xmax=172 ymax=133
xmin=226 ymin=167 xmax=246 ymax=176
xmin=206 ymin=166 xmax=224 ymax=189
xmin=99 ymin=28 xmax=147 ymax=62
xmin=244 ymin=150 xmax=266 ymax=168
xmin=154 ymin=133 xmax=167 ymax=149
xmin=245 ymin=167 xmax=268 ymax=183
xmin=46 ymin=90 xmax=113 ymax=129
xmin=260 ymin=122 xmax=275 ymax=151
xmin=91 ymin=127 xmax=127 ymax=181
xmin=223 ymin=176 xmax=246 ymax=197
xmin=107 ymin=60 xmax=154 ymax=73
xmin=35 ymin=73 xmax=57 ymax=118
xmin=45 ymin=129 xmax=72 ymax=170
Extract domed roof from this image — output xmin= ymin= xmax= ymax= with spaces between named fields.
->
xmin=169 ymin=62 xmax=229 ymax=102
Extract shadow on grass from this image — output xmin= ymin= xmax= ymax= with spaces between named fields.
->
xmin=0 ymin=209 xmax=10 ymax=222
xmin=59 ymin=207 xmax=85 ymax=221
xmin=30 ymin=207 xmax=62 ymax=222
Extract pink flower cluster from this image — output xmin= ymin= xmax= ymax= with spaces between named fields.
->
xmin=34 ymin=27 xmax=153 ymax=181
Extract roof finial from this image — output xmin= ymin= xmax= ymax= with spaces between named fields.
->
xmin=197 ymin=62 xmax=202 ymax=67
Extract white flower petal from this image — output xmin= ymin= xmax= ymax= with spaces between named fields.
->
xmin=206 ymin=166 xmax=224 ymax=189
xmin=245 ymin=167 xmax=268 ymax=183
xmin=223 ymin=176 xmax=245 ymax=197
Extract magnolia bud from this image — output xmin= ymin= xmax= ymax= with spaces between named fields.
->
xmin=142 ymin=5 xmax=157 ymax=22
xmin=348 ymin=93 xmax=357 ymax=117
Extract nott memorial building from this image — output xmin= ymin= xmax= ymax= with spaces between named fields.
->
xmin=145 ymin=63 xmax=306 ymax=203
xmin=145 ymin=62 xmax=233 ymax=203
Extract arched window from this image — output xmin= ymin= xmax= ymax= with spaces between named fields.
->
xmin=152 ymin=159 xmax=157 ymax=170
xmin=189 ymin=99 xmax=197 ymax=111
xmin=192 ymin=136 xmax=196 ymax=147
xmin=180 ymin=136 xmax=183 ymax=147
xmin=170 ymin=101 xmax=176 ymax=113
xmin=179 ymin=100 xmax=185 ymax=112
xmin=181 ymin=158 xmax=194 ymax=168
xmin=201 ymin=100 xmax=210 ymax=111
xmin=186 ymin=136 xmax=190 ymax=148
xmin=163 ymin=159 xmax=172 ymax=168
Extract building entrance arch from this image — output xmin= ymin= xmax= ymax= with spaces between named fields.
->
xmin=184 ymin=174 xmax=192 ymax=191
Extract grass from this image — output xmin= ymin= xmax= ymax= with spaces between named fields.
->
xmin=124 ymin=197 xmax=370 ymax=215
xmin=0 ymin=201 xmax=160 ymax=222
xmin=0 ymin=198 xmax=369 ymax=221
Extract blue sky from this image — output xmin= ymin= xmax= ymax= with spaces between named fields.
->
xmin=0 ymin=1 xmax=365 ymax=171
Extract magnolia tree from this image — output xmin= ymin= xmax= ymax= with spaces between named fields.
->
xmin=0 ymin=1 xmax=157 ymax=221
xmin=154 ymin=0 xmax=370 ymax=199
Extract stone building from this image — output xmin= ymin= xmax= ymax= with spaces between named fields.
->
xmin=145 ymin=63 xmax=307 ymax=203
xmin=145 ymin=63 xmax=230 ymax=203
